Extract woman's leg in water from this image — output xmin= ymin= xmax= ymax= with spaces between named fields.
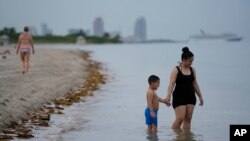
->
xmin=183 ymin=104 xmax=195 ymax=129
xmin=172 ymin=105 xmax=186 ymax=129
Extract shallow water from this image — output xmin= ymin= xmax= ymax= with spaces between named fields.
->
xmin=15 ymin=39 xmax=250 ymax=141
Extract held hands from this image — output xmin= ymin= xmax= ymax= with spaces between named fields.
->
xmin=164 ymin=96 xmax=171 ymax=107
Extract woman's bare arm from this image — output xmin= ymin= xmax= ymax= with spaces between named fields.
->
xmin=165 ymin=67 xmax=178 ymax=106
xmin=29 ymin=35 xmax=35 ymax=54
xmin=192 ymin=67 xmax=204 ymax=106
xmin=16 ymin=36 xmax=21 ymax=54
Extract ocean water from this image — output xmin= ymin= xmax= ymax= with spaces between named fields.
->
xmin=16 ymin=39 xmax=250 ymax=141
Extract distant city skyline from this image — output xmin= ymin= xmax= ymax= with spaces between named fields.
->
xmin=25 ymin=16 xmax=143 ymax=38
xmin=1 ymin=0 xmax=250 ymax=40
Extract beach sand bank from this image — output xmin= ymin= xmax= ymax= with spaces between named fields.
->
xmin=0 ymin=45 xmax=102 ymax=135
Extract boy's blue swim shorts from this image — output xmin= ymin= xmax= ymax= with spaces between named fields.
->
xmin=145 ymin=108 xmax=158 ymax=126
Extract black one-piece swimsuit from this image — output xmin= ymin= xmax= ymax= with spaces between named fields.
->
xmin=172 ymin=66 xmax=196 ymax=109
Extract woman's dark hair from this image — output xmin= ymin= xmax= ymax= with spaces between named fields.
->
xmin=24 ymin=26 xmax=29 ymax=32
xmin=181 ymin=47 xmax=194 ymax=60
xmin=148 ymin=75 xmax=160 ymax=85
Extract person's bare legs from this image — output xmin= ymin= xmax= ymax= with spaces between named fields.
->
xmin=183 ymin=104 xmax=195 ymax=129
xmin=20 ymin=52 xmax=25 ymax=74
xmin=147 ymin=125 xmax=152 ymax=133
xmin=172 ymin=105 xmax=186 ymax=129
xmin=151 ymin=124 xmax=157 ymax=133
xmin=24 ymin=52 xmax=30 ymax=74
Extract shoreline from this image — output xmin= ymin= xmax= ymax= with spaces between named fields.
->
xmin=0 ymin=45 xmax=106 ymax=140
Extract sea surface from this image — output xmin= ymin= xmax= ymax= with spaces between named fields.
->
xmin=16 ymin=39 xmax=250 ymax=141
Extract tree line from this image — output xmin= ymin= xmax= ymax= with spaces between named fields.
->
xmin=0 ymin=27 xmax=121 ymax=44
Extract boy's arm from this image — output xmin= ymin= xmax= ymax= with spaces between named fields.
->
xmin=158 ymin=97 xmax=165 ymax=103
xmin=147 ymin=91 xmax=155 ymax=112
xmin=147 ymin=91 xmax=156 ymax=117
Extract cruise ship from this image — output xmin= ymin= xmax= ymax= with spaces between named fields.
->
xmin=189 ymin=30 xmax=243 ymax=41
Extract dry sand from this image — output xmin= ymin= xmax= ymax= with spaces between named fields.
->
xmin=0 ymin=44 xmax=88 ymax=131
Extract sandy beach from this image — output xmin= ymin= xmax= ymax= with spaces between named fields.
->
xmin=0 ymin=45 xmax=89 ymax=131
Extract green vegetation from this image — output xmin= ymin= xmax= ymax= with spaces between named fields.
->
xmin=33 ymin=35 xmax=77 ymax=43
xmin=85 ymin=33 xmax=121 ymax=44
xmin=0 ymin=27 xmax=20 ymax=43
xmin=0 ymin=27 xmax=121 ymax=44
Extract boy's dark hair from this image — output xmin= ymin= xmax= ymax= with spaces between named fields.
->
xmin=148 ymin=75 xmax=160 ymax=85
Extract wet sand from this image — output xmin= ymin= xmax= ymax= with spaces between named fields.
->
xmin=0 ymin=44 xmax=101 ymax=135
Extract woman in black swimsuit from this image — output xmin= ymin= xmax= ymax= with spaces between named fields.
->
xmin=165 ymin=47 xmax=204 ymax=129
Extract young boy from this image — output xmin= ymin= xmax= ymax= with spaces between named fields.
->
xmin=145 ymin=75 xmax=166 ymax=133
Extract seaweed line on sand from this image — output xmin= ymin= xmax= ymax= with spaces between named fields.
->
xmin=0 ymin=51 xmax=107 ymax=140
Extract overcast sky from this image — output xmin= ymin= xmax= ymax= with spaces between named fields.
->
xmin=1 ymin=0 xmax=250 ymax=40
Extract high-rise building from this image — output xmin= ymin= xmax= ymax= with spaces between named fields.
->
xmin=134 ymin=17 xmax=147 ymax=41
xmin=41 ymin=23 xmax=52 ymax=36
xmin=93 ymin=17 xmax=104 ymax=37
